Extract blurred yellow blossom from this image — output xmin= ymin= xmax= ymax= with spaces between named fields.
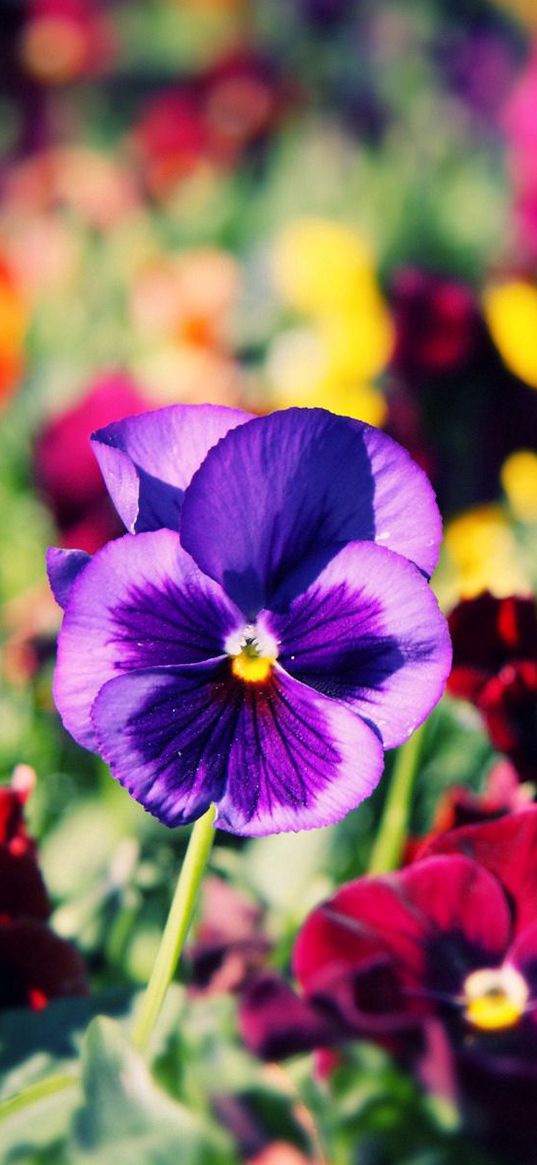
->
xmin=483 ymin=280 xmax=537 ymax=389
xmin=265 ymin=325 xmax=387 ymax=425
xmin=440 ymin=503 xmax=531 ymax=605
xmin=501 ymin=450 xmax=537 ymax=523
xmin=268 ymin=217 xmax=392 ymax=422
xmin=490 ymin=0 xmax=537 ymax=30
xmin=272 ymin=217 xmax=381 ymax=316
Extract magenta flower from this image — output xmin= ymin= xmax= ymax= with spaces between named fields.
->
xmin=47 ymin=405 xmax=450 ymax=837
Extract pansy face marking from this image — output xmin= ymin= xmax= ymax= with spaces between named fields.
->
xmin=463 ymin=965 xmax=529 ymax=1031
xmin=48 ymin=405 xmax=451 ymax=836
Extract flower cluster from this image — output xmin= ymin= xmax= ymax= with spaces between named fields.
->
xmin=241 ymin=809 xmax=537 ymax=1160
xmin=48 ymin=404 xmax=450 ymax=837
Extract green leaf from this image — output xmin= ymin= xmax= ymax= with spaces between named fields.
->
xmin=69 ymin=1017 xmax=234 ymax=1165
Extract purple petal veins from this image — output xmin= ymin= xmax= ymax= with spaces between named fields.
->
xmin=50 ymin=404 xmax=450 ymax=836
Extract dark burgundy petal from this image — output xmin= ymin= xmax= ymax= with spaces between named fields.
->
xmin=0 ymin=848 xmax=50 ymax=921
xmin=0 ymin=919 xmax=87 ymax=1011
xmin=294 ymin=856 xmax=511 ymax=1015
xmin=448 ymin=593 xmax=537 ymax=702
xmin=239 ymin=972 xmax=341 ymax=1060
xmin=423 ymin=808 xmax=537 ymax=934
xmin=478 ymin=661 xmax=537 ymax=782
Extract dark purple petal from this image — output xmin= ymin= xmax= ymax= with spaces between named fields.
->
xmin=294 ymin=856 xmax=511 ymax=1011
xmin=239 ymin=972 xmax=340 ymax=1060
xmin=90 ymin=663 xmax=383 ymax=834
xmin=91 ymin=403 xmax=250 ymax=534
xmin=268 ymin=542 xmax=451 ymax=749
xmin=91 ymin=663 xmax=230 ymax=827
xmin=180 ymin=409 xmax=442 ymax=615
xmin=54 ymin=529 xmax=241 ymax=750
xmin=46 ymin=547 xmax=91 ymax=610
xmin=215 ymin=668 xmax=384 ymax=835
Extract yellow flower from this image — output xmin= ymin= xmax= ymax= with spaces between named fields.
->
xmin=265 ymin=325 xmax=387 ymax=426
xmin=440 ymin=504 xmax=531 ymax=604
xmin=501 ymin=450 xmax=537 ymax=523
xmin=483 ymin=280 xmax=537 ymax=389
xmin=272 ymin=217 xmax=381 ymax=316
xmin=489 ymin=0 xmax=537 ymax=30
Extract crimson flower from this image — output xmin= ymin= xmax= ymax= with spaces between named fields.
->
xmin=448 ymin=592 xmax=537 ymax=781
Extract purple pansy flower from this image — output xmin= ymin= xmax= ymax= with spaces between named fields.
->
xmin=47 ymin=404 xmax=450 ymax=837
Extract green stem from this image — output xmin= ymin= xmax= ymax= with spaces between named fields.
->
xmin=132 ymin=804 xmax=216 ymax=1051
xmin=0 ymin=1072 xmax=78 ymax=1120
xmin=368 ymin=722 xmax=426 ymax=875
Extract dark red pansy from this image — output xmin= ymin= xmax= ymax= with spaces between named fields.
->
xmin=422 ymin=806 xmax=537 ymax=936
xmin=0 ymin=919 xmax=87 ymax=1011
xmin=390 ymin=268 xmax=482 ymax=384
xmin=34 ymin=372 xmax=149 ymax=553
xmin=448 ymin=593 xmax=537 ymax=779
xmin=132 ymin=89 xmax=209 ymax=198
xmin=199 ymin=49 xmax=293 ymax=166
xmin=187 ymin=876 xmax=270 ymax=995
xmin=405 ymin=759 xmax=531 ymax=862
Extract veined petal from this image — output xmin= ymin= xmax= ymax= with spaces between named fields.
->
xmin=215 ymin=668 xmax=383 ymax=836
xmin=46 ymin=547 xmax=91 ymax=610
xmin=268 ymin=542 xmax=452 ymax=749
xmin=91 ymin=663 xmax=232 ymax=828
xmin=90 ymin=663 xmax=384 ymax=835
xmin=181 ymin=408 xmax=442 ymax=615
xmin=91 ymin=403 xmax=251 ymax=534
xmin=54 ymin=530 xmax=241 ymax=750
xmin=423 ymin=808 xmax=537 ymax=936
xmin=294 ymin=856 xmax=511 ymax=1007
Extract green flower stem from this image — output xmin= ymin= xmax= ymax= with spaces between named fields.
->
xmin=367 ymin=722 xmax=426 ymax=875
xmin=0 ymin=1072 xmax=78 ymax=1120
xmin=132 ymin=804 xmax=216 ymax=1052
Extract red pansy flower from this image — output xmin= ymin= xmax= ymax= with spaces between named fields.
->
xmin=448 ymin=593 xmax=537 ymax=780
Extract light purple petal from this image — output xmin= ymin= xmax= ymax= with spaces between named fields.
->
xmin=54 ymin=530 xmax=241 ymax=750
xmin=180 ymin=408 xmax=442 ymax=616
xmin=46 ymin=547 xmax=91 ymax=610
xmin=91 ymin=403 xmax=251 ymax=534
xmin=267 ymin=542 xmax=452 ymax=749
xmin=90 ymin=663 xmax=384 ymax=835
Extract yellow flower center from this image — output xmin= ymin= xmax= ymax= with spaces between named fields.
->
xmin=463 ymin=965 xmax=529 ymax=1032
xmin=228 ymin=625 xmax=276 ymax=684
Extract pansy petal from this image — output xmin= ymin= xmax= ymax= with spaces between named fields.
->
xmin=91 ymin=663 xmax=231 ymax=827
xmin=294 ymin=856 xmax=511 ymax=1004
xmin=215 ymin=668 xmax=384 ymax=836
xmin=423 ymin=807 xmax=537 ymax=935
xmin=239 ymin=972 xmax=341 ymax=1060
xmin=91 ymin=403 xmax=251 ymax=533
xmin=268 ymin=542 xmax=451 ymax=749
xmin=54 ymin=530 xmax=241 ymax=750
xmin=46 ymin=547 xmax=91 ymax=610
xmin=181 ymin=409 xmax=442 ymax=614
xmin=90 ymin=663 xmax=383 ymax=834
